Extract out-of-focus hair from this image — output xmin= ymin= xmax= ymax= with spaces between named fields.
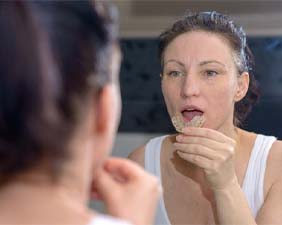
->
xmin=0 ymin=1 xmax=119 ymax=183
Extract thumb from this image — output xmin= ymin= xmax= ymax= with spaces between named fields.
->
xmin=92 ymin=168 xmax=119 ymax=203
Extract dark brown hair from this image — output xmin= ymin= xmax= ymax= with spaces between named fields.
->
xmin=0 ymin=1 xmax=118 ymax=183
xmin=159 ymin=11 xmax=260 ymax=126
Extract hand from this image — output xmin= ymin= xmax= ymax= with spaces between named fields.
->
xmin=91 ymin=157 xmax=161 ymax=225
xmin=174 ymin=127 xmax=238 ymax=191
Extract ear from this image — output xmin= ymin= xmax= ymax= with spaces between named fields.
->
xmin=90 ymin=83 xmax=120 ymax=161
xmin=87 ymin=85 xmax=113 ymax=171
xmin=95 ymin=84 xmax=119 ymax=135
xmin=234 ymin=71 xmax=249 ymax=102
xmin=81 ymin=83 xmax=121 ymax=179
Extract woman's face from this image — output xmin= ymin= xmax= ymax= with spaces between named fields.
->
xmin=161 ymin=31 xmax=246 ymax=132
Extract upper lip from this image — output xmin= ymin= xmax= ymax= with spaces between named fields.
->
xmin=180 ymin=105 xmax=203 ymax=113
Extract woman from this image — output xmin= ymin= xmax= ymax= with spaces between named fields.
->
xmin=0 ymin=2 xmax=160 ymax=225
xmin=129 ymin=11 xmax=282 ymax=225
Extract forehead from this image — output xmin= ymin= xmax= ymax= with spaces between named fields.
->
xmin=164 ymin=31 xmax=234 ymax=67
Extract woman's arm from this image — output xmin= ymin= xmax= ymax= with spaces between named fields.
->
xmin=175 ymin=127 xmax=257 ymax=225
xmin=176 ymin=128 xmax=282 ymax=225
xmin=256 ymin=140 xmax=282 ymax=225
xmin=213 ymin=182 xmax=256 ymax=225
xmin=256 ymin=178 xmax=282 ymax=224
xmin=128 ymin=146 xmax=145 ymax=167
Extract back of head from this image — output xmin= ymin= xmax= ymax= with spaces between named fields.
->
xmin=0 ymin=1 xmax=118 ymax=183
xmin=0 ymin=2 xmax=48 ymax=181
xmin=159 ymin=11 xmax=260 ymax=126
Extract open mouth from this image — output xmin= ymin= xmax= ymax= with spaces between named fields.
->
xmin=171 ymin=108 xmax=205 ymax=132
xmin=181 ymin=109 xmax=203 ymax=123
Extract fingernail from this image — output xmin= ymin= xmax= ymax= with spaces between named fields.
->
xmin=176 ymin=135 xmax=183 ymax=141
xmin=183 ymin=127 xmax=191 ymax=133
xmin=177 ymin=150 xmax=183 ymax=156
xmin=173 ymin=142 xmax=178 ymax=147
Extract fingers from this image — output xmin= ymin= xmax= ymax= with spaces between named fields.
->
xmin=174 ymin=141 xmax=234 ymax=163
xmin=91 ymin=157 xmax=161 ymax=225
xmin=174 ymin=128 xmax=235 ymax=171
xmin=175 ymin=128 xmax=238 ymax=191
xmin=175 ymin=128 xmax=236 ymax=156
xmin=92 ymin=157 xmax=152 ymax=202
xmin=177 ymin=151 xmax=211 ymax=170
xmin=181 ymin=127 xmax=236 ymax=145
xmin=90 ymin=183 xmax=102 ymax=200
xmin=176 ymin=135 xmax=227 ymax=151
xmin=92 ymin=168 xmax=119 ymax=202
xmin=103 ymin=157 xmax=145 ymax=181
xmin=174 ymin=143 xmax=219 ymax=160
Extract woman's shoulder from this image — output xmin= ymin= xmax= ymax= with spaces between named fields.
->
xmin=240 ymin=129 xmax=281 ymax=170
xmin=240 ymin=129 xmax=277 ymax=151
xmin=268 ymin=139 xmax=282 ymax=173
xmin=264 ymin=139 xmax=282 ymax=191
xmin=250 ymin=131 xmax=282 ymax=174
xmin=260 ymin=133 xmax=282 ymax=166
xmin=128 ymin=134 xmax=174 ymax=167
xmin=241 ymin=130 xmax=282 ymax=194
xmin=270 ymin=138 xmax=282 ymax=149
xmin=128 ymin=145 xmax=146 ymax=167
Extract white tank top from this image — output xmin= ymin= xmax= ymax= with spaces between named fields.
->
xmin=144 ymin=134 xmax=276 ymax=225
xmin=87 ymin=214 xmax=132 ymax=225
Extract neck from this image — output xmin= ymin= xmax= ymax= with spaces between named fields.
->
xmin=0 ymin=163 xmax=90 ymax=206
xmin=0 ymin=176 xmax=94 ymax=224
xmin=0 ymin=139 xmax=95 ymax=210
xmin=217 ymin=120 xmax=238 ymax=140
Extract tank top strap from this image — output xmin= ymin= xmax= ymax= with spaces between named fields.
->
xmin=242 ymin=134 xmax=277 ymax=217
xmin=144 ymin=135 xmax=167 ymax=177
xmin=144 ymin=135 xmax=171 ymax=225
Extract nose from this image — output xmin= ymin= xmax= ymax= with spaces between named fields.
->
xmin=180 ymin=73 xmax=200 ymax=98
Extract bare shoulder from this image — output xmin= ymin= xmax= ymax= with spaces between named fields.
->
xmin=128 ymin=135 xmax=172 ymax=168
xmin=271 ymin=139 xmax=282 ymax=149
xmin=268 ymin=139 xmax=282 ymax=173
xmin=268 ymin=139 xmax=282 ymax=165
xmin=265 ymin=139 xmax=282 ymax=187
xmin=128 ymin=145 xmax=146 ymax=168
xmin=256 ymin=139 xmax=282 ymax=223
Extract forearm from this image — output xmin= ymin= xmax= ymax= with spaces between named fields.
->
xmin=213 ymin=182 xmax=256 ymax=225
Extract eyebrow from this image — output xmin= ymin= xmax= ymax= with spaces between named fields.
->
xmin=163 ymin=59 xmax=226 ymax=70
xmin=199 ymin=60 xmax=226 ymax=68
xmin=164 ymin=59 xmax=185 ymax=68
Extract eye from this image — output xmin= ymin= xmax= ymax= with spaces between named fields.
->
xmin=167 ymin=71 xmax=184 ymax=77
xmin=205 ymin=70 xmax=218 ymax=77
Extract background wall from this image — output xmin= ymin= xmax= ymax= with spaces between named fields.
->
xmin=113 ymin=0 xmax=282 ymax=37
xmin=91 ymin=0 xmax=282 ymax=212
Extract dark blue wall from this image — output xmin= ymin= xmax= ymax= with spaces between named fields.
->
xmin=118 ymin=37 xmax=282 ymax=139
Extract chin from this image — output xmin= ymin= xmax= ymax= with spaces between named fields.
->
xmin=201 ymin=121 xmax=218 ymax=130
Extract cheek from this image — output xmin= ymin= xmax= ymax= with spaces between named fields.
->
xmin=211 ymin=85 xmax=235 ymax=110
xmin=161 ymin=82 xmax=178 ymax=116
xmin=205 ymin=83 xmax=236 ymax=122
xmin=209 ymin=77 xmax=237 ymax=103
